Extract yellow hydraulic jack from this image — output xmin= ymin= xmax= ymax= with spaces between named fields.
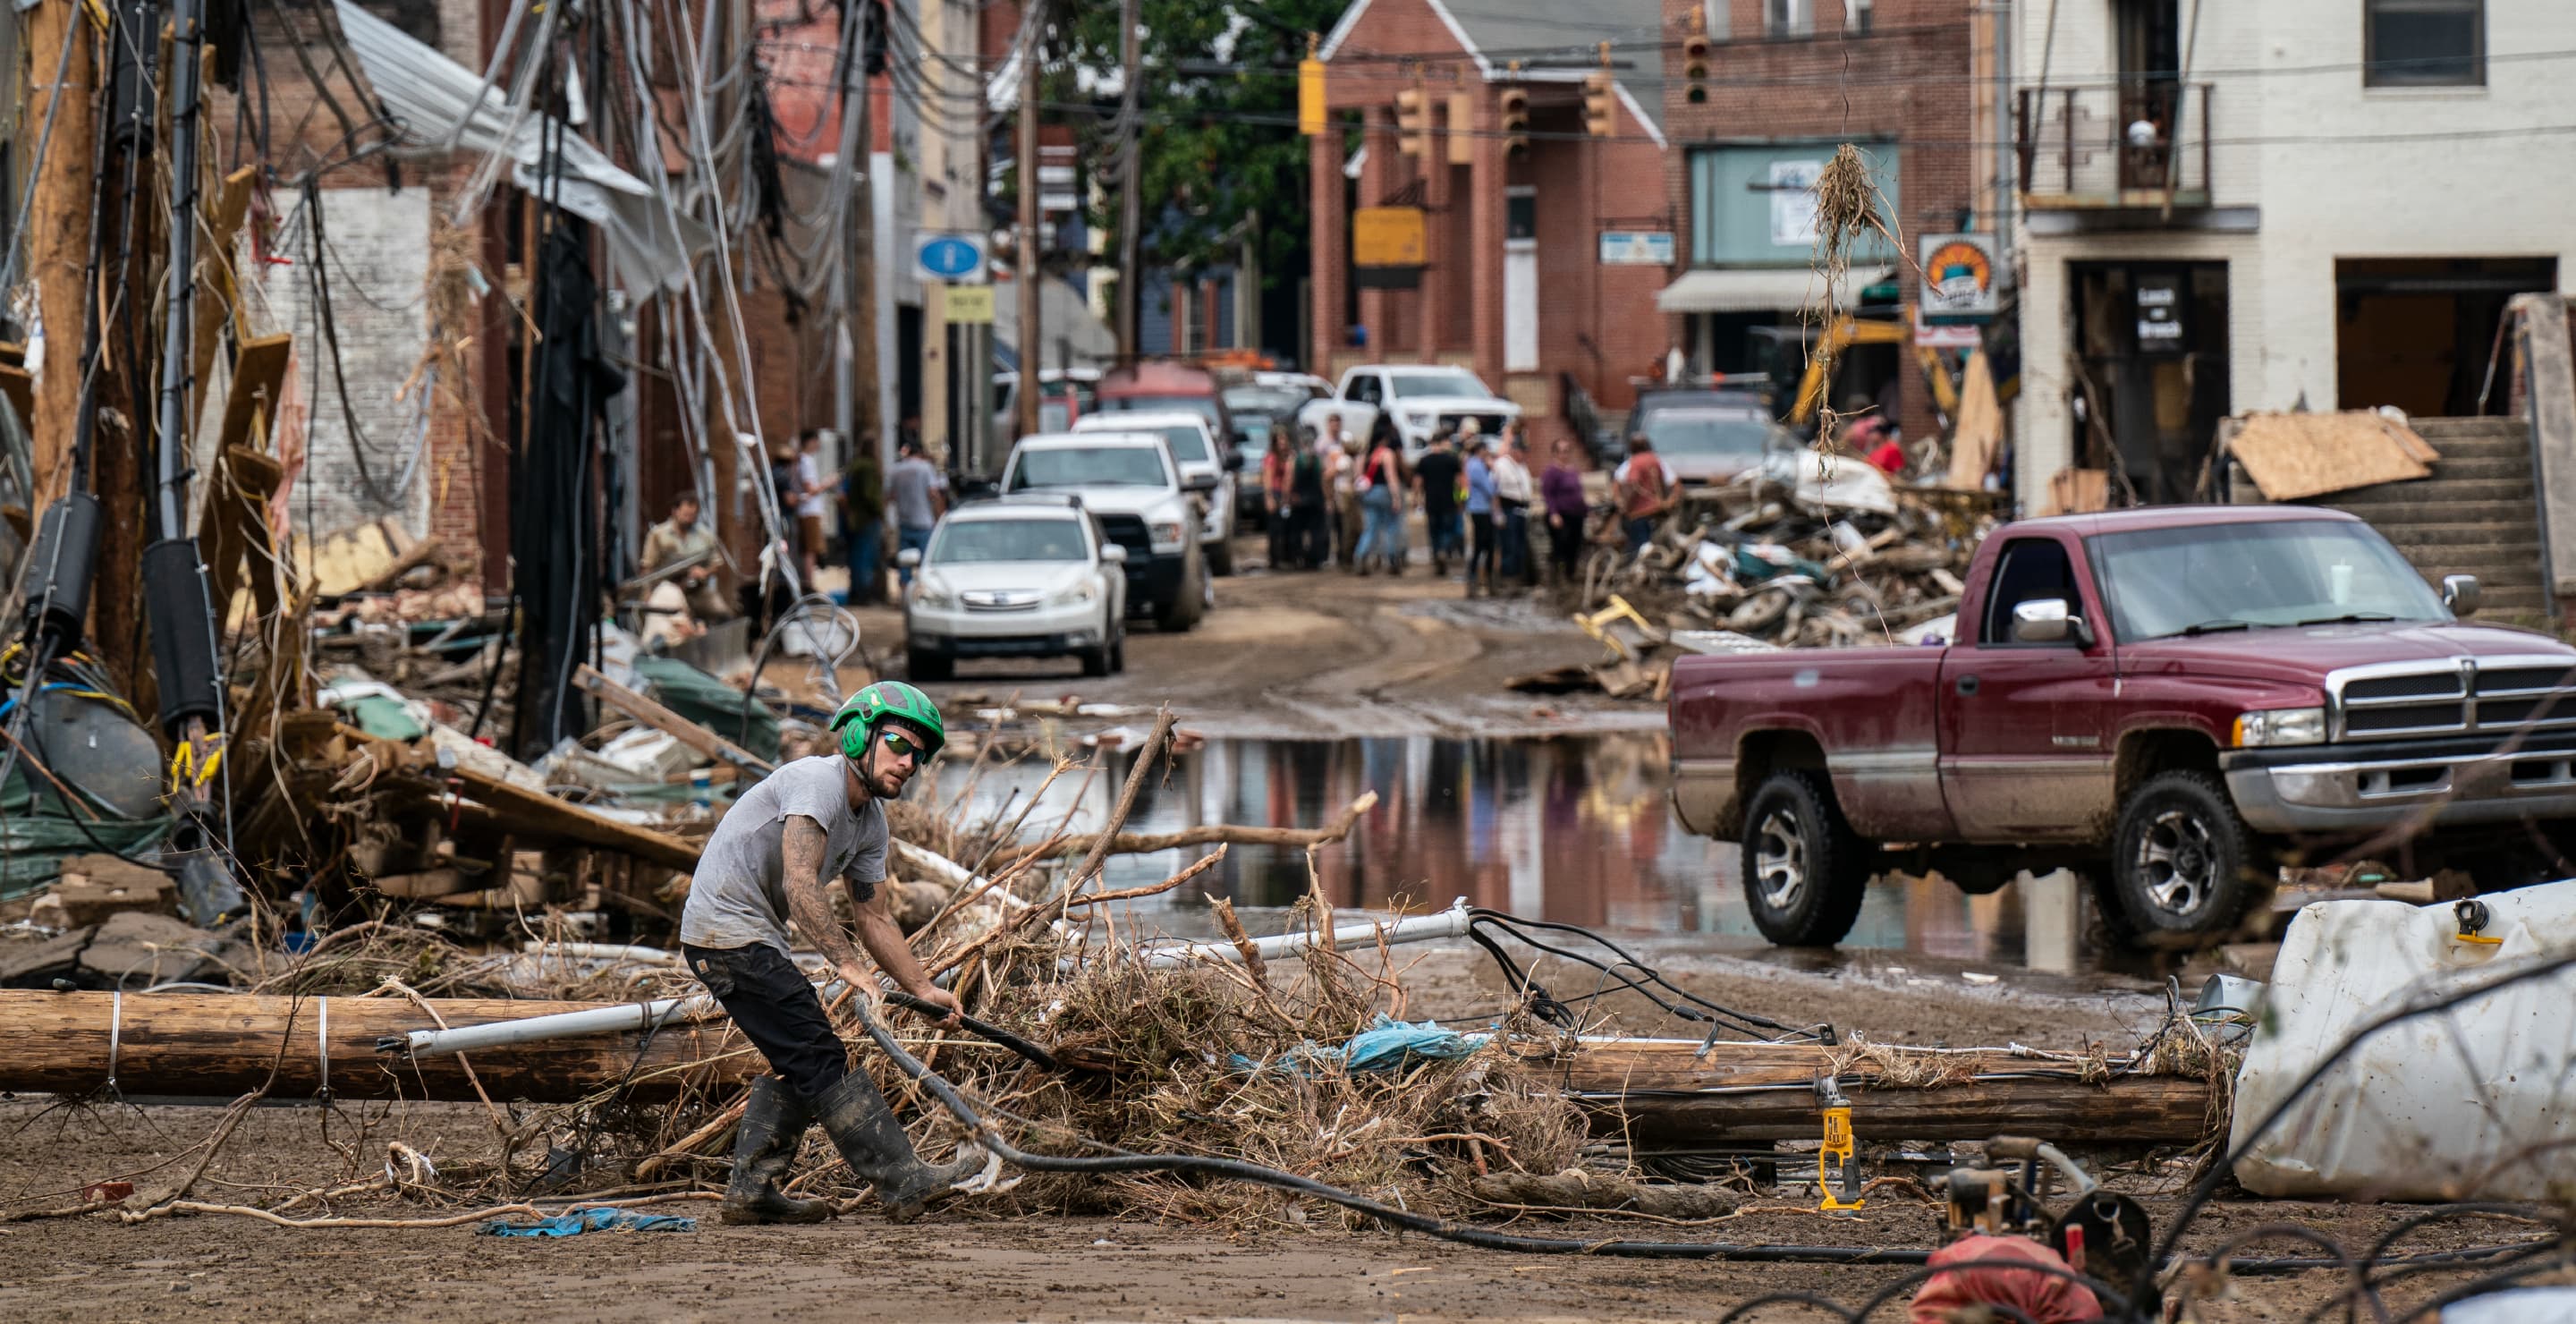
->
xmin=1814 ymin=1074 xmax=1866 ymax=1213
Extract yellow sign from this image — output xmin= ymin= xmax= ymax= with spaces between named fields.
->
xmin=1352 ymin=206 xmax=1427 ymax=267
xmin=1298 ymin=57 xmax=1326 ymax=136
xmin=942 ymin=284 xmax=996 ymax=324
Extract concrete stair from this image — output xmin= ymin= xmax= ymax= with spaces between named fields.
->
xmin=2307 ymin=418 xmax=2547 ymax=619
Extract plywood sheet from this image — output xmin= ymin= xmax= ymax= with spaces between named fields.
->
xmin=2229 ymin=410 xmax=2438 ymax=501
xmin=2041 ymin=467 xmax=2110 ymax=516
xmin=1943 ymin=349 xmax=2003 ymax=490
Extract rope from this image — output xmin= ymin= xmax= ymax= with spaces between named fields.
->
xmin=106 ymin=989 xmax=122 ymax=1096
xmin=316 ymin=996 xmax=330 ymax=1099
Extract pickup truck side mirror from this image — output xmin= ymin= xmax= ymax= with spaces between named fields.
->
xmin=2443 ymin=573 xmax=2481 ymax=617
xmin=896 ymin=548 xmax=922 ymax=570
xmin=2011 ymin=598 xmax=2093 ymax=646
xmin=1102 ymin=544 xmax=1129 ymax=564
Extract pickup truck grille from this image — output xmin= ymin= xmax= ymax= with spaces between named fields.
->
xmin=1096 ymin=513 xmax=1154 ymax=564
xmin=1436 ymin=412 xmax=1510 ymax=437
xmin=2332 ymin=658 xmax=2576 ymax=739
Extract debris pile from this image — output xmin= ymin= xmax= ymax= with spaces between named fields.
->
xmin=1513 ymin=453 xmax=2000 ymax=698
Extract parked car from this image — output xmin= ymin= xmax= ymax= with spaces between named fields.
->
xmin=1221 ymin=382 xmax=1318 ymax=528
xmin=996 ymin=431 xmax=1205 ymax=632
xmin=1295 ymin=363 xmax=1521 ymax=459
xmin=1668 ymin=505 xmax=2568 ymax=948
xmin=900 ymin=496 xmax=1129 ymax=680
xmin=1627 ymin=387 xmax=1792 ymax=487
xmin=1072 ymin=411 xmax=1239 ymax=576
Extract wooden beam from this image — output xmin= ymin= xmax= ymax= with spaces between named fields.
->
xmin=572 ymin=664 xmax=775 ymax=777
xmin=0 ymin=990 xmax=751 ymax=1102
xmin=187 ymin=164 xmax=259 ymax=430
xmin=1583 ymin=1074 xmax=2215 ymax=1146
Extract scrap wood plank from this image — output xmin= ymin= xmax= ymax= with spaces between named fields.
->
xmin=332 ymin=722 xmax=704 ymax=873
xmin=2227 ymin=411 xmax=2438 ymax=501
xmin=187 ymin=164 xmax=260 ymax=428
xmin=573 ymin=664 xmax=775 ymax=777
xmin=0 ymin=990 xmax=750 ymax=1103
xmin=1942 ymin=349 xmax=2004 ymax=490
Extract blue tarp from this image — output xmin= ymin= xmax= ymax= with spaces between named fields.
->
xmin=477 ymin=1207 xmax=699 ymax=1237
xmin=1233 ymin=1015 xmax=1491 ymax=1077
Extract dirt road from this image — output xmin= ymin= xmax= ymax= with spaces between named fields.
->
xmin=842 ymin=544 xmax=1653 ymax=739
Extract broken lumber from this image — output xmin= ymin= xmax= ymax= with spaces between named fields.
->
xmin=987 ymin=791 xmax=1377 ymax=870
xmin=0 ymin=990 xmax=752 ymax=1102
xmin=572 ymin=664 xmax=773 ymax=777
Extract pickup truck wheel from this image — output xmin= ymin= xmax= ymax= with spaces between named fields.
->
xmin=2111 ymin=770 xmax=2258 ymax=941
xmin=1156 ymin=551 xmax=1207 ymax=632
xmin=1208 ymin=535 xmax=1237 ymax=577
xmin=1740 ymin=771 xmax=1872 ymax=947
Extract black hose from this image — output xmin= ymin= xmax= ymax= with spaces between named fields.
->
xmin=884 ymin=989 xmax=1062 ymax=1073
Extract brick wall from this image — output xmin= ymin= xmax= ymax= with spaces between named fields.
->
xmin=1661 ymin=0 xmax=1974 ymax=441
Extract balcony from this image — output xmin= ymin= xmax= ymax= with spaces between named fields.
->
xmin=2014 ymin=82 xmax=2249 ymax=233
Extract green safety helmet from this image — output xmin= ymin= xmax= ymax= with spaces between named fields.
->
xmin=832 ymin=681 xmax=945 ymax=762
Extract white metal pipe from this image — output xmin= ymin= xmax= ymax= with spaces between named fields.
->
xmin=1142 ymin=899 xmax=1472 ymax=969
xmin=520 ymin=941 xmax=679 ymax=964
xmin=390 ymin=995 xmax=716 ymax=1058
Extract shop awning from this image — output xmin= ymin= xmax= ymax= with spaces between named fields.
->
xmin=1656 ymin=266 xmax=1894 ymax=314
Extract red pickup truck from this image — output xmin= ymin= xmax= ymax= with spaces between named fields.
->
xmin=1668 ymin=505 xmax=2576 ymax=946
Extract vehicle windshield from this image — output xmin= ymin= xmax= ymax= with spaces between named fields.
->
xmin=928 ymin=518 xmax=1089 ymax=564
xmin=1097 ymin=394 xmax=1220 ymax=429
xmin=1640 ymin=407 xmax=1782 ymax=457
xmin=2088 ymin=520 xmax=2449 ymax=641
xmin=1006 ymin=446 xmax=1169 ymax=490
xmin=1225 ymin=386 xmax=1309 ymax=417
xmin=1151 ymin=425 xmax=1211 ymax=463
xmin=1387 ymin=370 xmax=1495 ymax=400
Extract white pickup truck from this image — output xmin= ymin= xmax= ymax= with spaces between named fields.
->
xmin=1295 ymin=364 xmax=1521 ymax=458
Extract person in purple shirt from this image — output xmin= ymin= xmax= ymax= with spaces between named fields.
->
xmin=1540 ymin=437 xmax=1590 ymax=588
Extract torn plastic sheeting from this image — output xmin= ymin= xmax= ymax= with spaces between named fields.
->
xmin=332 ymin=1 xmax=708 ymax=295
xmin=1231 ymin=1015 xmax=1489 ymax=1077
xmin=2229 ymin=879 xmax=2576 ymax=1201
xmin=476 ymin=1207 xmax=699 ymax=1237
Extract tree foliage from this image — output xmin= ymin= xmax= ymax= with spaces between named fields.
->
xmin=1055 ymin=0 xmax=1348 ymax=284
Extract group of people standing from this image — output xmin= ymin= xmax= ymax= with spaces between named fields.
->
xmin=1257 ymin=413 xmax=1597 ymax=597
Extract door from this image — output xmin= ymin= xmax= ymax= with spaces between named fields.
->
xmin=1505 ymin=187 xmax=1538 ymax=372
xmin=1937 ymin=536 xmax=2118 ymax=841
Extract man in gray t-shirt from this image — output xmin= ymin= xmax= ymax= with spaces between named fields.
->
xmin=886 ymin=439 xmax=946 ymax=587
xmin=680 ymin=681 xmax=980 ymax=1226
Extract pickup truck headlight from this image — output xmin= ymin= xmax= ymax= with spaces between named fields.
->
xmin=1148 ymin=520 xmax=1188 ymax=551
xmin=1046 ymin=579 xmax=1097 ymax=607
xmin=2235 ymin=707 xmax=2326 ymax=747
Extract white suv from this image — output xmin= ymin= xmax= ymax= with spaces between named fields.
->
xmin=1072 ymin=411 xmax=1238 ymax=576
xmin=998 ymin=431 xmax=1207 ymax=632
xmin=900 ymin=496 xmax=1129 ymax=680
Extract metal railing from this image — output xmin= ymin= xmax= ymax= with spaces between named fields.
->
xmin=2015 ymin=81 xmax=2214 ymax=205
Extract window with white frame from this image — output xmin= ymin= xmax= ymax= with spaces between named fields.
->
xmin=1766 ymin=0 xmax=1812 ymax=38
xmin=2364 ymin=0 xmax=2484 ymax=86
xmin=1847 ymin=0 xmax=1875 ymax=32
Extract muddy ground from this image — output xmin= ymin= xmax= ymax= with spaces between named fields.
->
xmin=2 ymin=940 xmax=2548 ymax=1323
xmin=835 ymin=540 xmax=1661 ymax=739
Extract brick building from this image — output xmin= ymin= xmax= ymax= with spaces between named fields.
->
xmin=1307 ymin=0 xmax=1674 ymax=443
xmin=1657 ymin=0 xmax=1976 ymax=443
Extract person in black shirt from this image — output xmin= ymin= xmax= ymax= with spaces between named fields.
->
xmin=1411 ymin=431 xmax=1464 ymax=578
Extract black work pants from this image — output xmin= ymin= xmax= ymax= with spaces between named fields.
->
xmin=1467 ymin=511 xmax=1497 ymax=581
xmin=1548 ymin=513 xmax=1584 ymax=579
xmin=685 ymin=942 xmax=848 ymax=1102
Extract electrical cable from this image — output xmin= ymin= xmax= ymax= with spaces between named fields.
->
xmin=1462 ymin=908 xmax=1826 ymax=1043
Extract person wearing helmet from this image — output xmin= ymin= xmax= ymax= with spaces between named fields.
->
xmin=679 ymin=680 xmax=980 ymax=1225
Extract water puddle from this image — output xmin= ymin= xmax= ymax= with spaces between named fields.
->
xmin=944 ymin=733 xmax=2029 ymax=962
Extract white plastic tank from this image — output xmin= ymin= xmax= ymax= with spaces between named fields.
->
xmin=2230 ymin=881 xmax=2576 ymax=1201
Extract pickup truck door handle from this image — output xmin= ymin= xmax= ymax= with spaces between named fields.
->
xmin=1955 ymin=675 xmax=1979 ymax=696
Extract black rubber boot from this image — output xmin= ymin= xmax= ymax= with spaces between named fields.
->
xmin=815 ymin=1069 xmax=985 ymax=1223
xmin=720 ymin=1076 xmax=832 ymax=1225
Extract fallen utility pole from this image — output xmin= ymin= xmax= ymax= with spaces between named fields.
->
xmin=0 ymin=990 xmax=753 ymax=1102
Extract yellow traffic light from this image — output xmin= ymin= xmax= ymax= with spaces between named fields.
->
xmin=1682 ymin=33 xmax=1710 ymax=104
xmin=1395 ymin=85 xmax=1429 ymax=157
xmin=1299 ymin=56 xmax=1326 ymax=135
xmin=1498 ymin=87 xmax=1529 ymax=158
xmin=1582 ymin=71 xmax=1615 ymax=139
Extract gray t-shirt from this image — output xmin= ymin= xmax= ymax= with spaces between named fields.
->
xmin=887 ymin=456 xmax=940 ymax=531
xmin=680 ymin=756 xmax=888 ymax=955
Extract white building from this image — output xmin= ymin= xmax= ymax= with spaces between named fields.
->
xmin=2010 ymin=0 xmax=2576 ymax=512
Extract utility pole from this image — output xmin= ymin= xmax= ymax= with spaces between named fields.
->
xmin=1114 ymin=0 xmax=1140 ymax=364
xmin=834 ymin=0 xmax=883 ymax=469
xmin=1013 ymin=0 xmax=1042 ymax=441
xmin=23 ymin=0 xmax=96 ymax=505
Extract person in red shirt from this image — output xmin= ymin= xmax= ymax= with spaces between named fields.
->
xmin=1614 ymin=433 xmax=1674 ymax=554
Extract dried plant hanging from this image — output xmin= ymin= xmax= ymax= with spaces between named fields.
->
xmin=1802 ymin=144 xmax=1907 ymax=468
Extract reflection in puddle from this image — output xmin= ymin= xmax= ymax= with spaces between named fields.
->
xmin=940 ymin=733 xmax=2025 ymax=961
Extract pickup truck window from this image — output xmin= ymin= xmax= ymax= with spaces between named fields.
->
xmin=1388 ymin=370 xmax=1493 ymax=399
xmin=1979 ymin=538 xmax=2081 ymax=644
xmin=1349 ymin=375 xmax=1384 ymax=405
xmin=2088 ymin=519 xmax=2446 ymax=641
